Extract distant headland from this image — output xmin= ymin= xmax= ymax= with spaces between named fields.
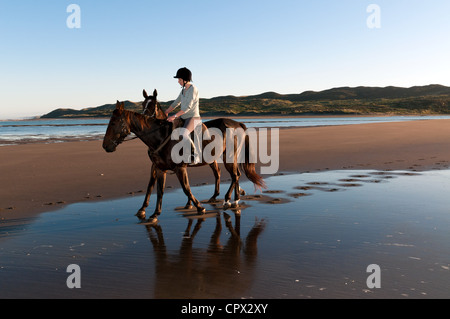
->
xmin=41 ymin=84 xmax=450 ymax=118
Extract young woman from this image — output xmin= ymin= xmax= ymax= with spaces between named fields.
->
xmin=165 ymin=67 xmax=202 ymax=163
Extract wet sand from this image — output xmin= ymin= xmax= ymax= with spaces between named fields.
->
xmin=1 ymin=170 xmax=449 ymax=298
xmin=2 ymin=119 xmax=450 ymax=222
xmin=1 ymin=118 xmax=450 ymax=299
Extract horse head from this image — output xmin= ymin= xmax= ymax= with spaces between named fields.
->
xmin=102 ymin=101 xmax=131 ymax=153
xmin=142 ymin=89 xmax=167 ymax=120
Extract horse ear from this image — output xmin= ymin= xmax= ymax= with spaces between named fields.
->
xmin=143 ymin=89 xmax=148 ymax=99
xmin=153 ymin=89 xmax=158 ymax=98
xmin=116 ymin=101 xmax=124 ymax=112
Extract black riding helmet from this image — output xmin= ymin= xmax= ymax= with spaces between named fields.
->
xmin=174 ymin=67 xmax=192 ymax=82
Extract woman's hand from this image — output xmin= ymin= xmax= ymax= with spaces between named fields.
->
xmin=167 ymin=115 xmax=176 ymax=122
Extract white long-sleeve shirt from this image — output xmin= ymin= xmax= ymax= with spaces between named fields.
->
xmin=170 ymin=84 xmax=200 ymax=119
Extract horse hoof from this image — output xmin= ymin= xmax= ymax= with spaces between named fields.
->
xmin=148 ymin=216 xmax=158 ymax=223
xmin=142 ymin=216 xmax=158 ymax=225
xmin=184 ymin=205 xmax=194 ymax=210
xmin=137 ymin=215 xmax=158 ymax=225
xmin=197 ymin=207 xmax=206 ymax=215
xmin=207 ymin=197 xmax=219 ymax=204
xmin=136 ymin=209 xmax=146 ymax=218
xmin=223 ymin=201 xmax=231 ymax=209
xmin=231 ymin=200 xmax=240 ymax=208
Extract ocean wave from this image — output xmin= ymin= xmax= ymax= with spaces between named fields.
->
xmin=2 ymin=115 xmax=450 ymax=146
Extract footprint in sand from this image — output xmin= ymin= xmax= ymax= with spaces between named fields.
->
xmin=295 ymin=186 xmax=313 ymax=190
xmin=295 ymin=185 xmax=342 ymax=192
xmin=263 ymin=190 xmax=286 ymax=194
xmin=288 ymin=192 xmax=313 ymax=198
xmin=266 ymin=198 xmax=291 ymax=204
xmin=338 ymin=183 xmax=363 ymax=187
xmin=307 ymin=182 xmax=329 ymax=185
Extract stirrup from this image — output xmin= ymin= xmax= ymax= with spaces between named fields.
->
xmin=191 ymin=153 xmax=201 ymax=164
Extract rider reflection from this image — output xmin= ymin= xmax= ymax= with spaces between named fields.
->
xmin=142 ymin=212 xmax=266 ymax=298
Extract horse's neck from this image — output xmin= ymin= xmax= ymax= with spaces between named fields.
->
xmin=126 ymin=110 xmax=168 ymax=148
xmin=155 ymin=103 xmax=167 ymax=120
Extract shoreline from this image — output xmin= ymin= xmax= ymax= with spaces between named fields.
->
xmin=3 ymin=113 xmax=450 ymax=122
xmin=2 ymin=119 xmax=450 ymax=223
xmin=2 ymin=114 xmax=450 ymax=148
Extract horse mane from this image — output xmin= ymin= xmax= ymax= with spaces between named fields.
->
xmin=125 ymin=109 xmax=171 ymax=134
xmin=144 ymin=97 xmax=167 ymax=120
xmin=156 ymin=101 xmax=167 ymax=119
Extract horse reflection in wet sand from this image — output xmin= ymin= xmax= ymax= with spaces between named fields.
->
xmin=145 ymin=211 xmax=266 ymax=298
xmin=102 ymin=98 xmax=265 ymax=223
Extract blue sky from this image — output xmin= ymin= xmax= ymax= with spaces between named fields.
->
xmin=1 ymin=0 xmax=450 ymax=118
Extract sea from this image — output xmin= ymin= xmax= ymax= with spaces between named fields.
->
xmin=1 ymin=115 xmax=450 ymax=146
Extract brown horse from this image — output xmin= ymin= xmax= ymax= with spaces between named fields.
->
xmin=103 ymin=101 xmax=265 ymax=223
xmin=141 ymin=89 xmax=221 ymax=209
xmin=141 ymin=89 xmax=246 ymax=209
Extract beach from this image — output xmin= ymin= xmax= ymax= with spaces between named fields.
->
xmin=1 ymin=118 xmax=450 ymax=299
xmin=2 ymin=118 xmax=450 ymax=222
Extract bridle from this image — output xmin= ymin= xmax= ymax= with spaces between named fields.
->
xmin=111 ymin=114 xmax=132 ymax=146
xmin=143 ymin=98 xmax=157 ymax=118
xmin=110 ymin=98 xmax=156 ymax=145
xmin=111 ymin=109 xmax=172 ymax=147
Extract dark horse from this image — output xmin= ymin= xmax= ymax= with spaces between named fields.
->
xmin=103 ymin=100 xmax=265 ymax=223
xmin=141 ymin=89 xmax=246 ymax=209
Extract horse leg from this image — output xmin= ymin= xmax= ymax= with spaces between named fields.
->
xmin=184 ymin=199 xmax=193 ymax=210
xmin=232 ymin=165 xmax=241 ymax=208
xmin=183 ymin=163 xmax=196 ymax=209
xmin=147 ymin=169 xmax=166 ymax=223
xmin=208 ymin=160 xmax=221 ymax=203
xmin=175 ymin=166 xmax=206 ymax=214
xmin=223 ymin=162 xmax=237 ymax=209
xmin=137 ymin=163 xmax=157 ymax=219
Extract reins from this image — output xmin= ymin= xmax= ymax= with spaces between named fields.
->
xmin=121 ymin=103 xmax=165 ymax=143
xmin=120 ymin=113 xmax=173 ymax=156
xmin=122 ymin=135 xmax=139 ymax=142
xmin=117 ymin=99 xmax=173 ymax=156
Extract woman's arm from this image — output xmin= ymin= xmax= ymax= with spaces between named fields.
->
xmin=167 ymin=110 xmax=185 ymax=122
xmin=165 ymin=91 xmax=182 ymax=116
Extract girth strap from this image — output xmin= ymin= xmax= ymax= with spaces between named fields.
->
xmin=149 ymin=133 xmax=172 ymax=156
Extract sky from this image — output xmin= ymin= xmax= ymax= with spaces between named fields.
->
xmin=1 ymin=0 xmax=450 ymax=119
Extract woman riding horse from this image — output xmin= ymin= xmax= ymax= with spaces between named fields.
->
xmin=165 ymin=67 xmax=202 ymax=164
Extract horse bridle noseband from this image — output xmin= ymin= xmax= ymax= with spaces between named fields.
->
xmin=112 ymin=115 xmax=132 ymax=146
xmin=114 ymin=105 xmax=172 ymax=148
xmin=112 ymin=99 xmax=155 ymax=146
xmin=143 ymin=98 xmax=157 ymax=118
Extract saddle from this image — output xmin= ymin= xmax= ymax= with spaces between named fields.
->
xmin=172 ymin=118 xmax=210 ymax=140
xmin=151 ymin=118 xmax=210 ymax=156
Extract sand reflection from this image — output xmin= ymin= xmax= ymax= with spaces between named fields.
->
xmin=142 ymin=211 xmax=266 ymax=298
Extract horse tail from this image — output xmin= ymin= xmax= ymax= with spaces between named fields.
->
xmin=239 ymin=123 xmax=266 ymax=191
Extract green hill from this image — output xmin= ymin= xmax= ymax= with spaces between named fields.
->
xmin=41 ymin=84 xmax=450 ymax=118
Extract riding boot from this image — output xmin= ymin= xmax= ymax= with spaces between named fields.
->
xmin=189 ymin=138 xmax=201 ymax=164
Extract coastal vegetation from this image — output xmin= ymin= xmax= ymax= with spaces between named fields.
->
xmin=41 ymin=84 xmax=450 ymax=118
